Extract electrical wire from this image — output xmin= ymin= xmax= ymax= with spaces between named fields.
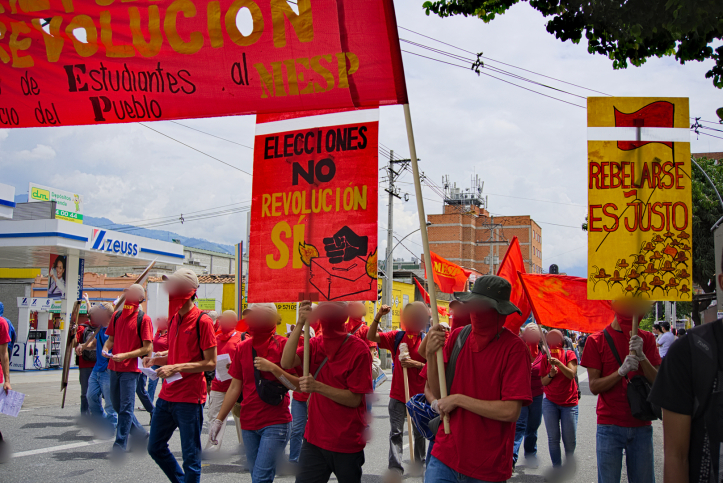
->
xmin=140 ymin=123 xmax=252 ymax=176
xmin=93 ymin=200 xmax=252 ymax=230
xmin=168 ymin=121 xmax=254 ymax=149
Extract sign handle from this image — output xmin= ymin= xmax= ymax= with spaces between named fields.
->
xmin=403 ymin=366 xmax=415 ymax=462
xmin=404 ymin=104 xmax=449 ymax=434
xmin=630 ymin=315 xmax=640 ymax=357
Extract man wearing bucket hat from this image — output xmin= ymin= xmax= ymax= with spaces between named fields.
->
xmin=424 ymin=275 xmax=532 ymax=483
xmin=145 ymin=268 xmax=217 ymax=483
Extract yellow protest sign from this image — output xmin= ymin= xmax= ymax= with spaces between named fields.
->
xmin=587 ymin=97 xmax=692 ymax=301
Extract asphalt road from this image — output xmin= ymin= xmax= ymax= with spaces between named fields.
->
xmin=0 ymin=368 xmax=663 ymax=482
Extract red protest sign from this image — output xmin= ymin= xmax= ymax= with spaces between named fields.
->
xmin=248 ymin=109 xmax=378 ymax=303
xmin=0 ymin=0 xmax=407 ymax=128
xmin=425 ymin=251 xmax=471 ymax=294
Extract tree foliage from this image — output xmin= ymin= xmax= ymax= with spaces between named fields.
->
xmin=691 ymin=157 xmax=723 ymax=292
xmin=423 ymin=0 xmax=723 ymax=88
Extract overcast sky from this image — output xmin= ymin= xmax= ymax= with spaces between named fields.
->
xmin=1 ymin=1 xmax=721 ymax=278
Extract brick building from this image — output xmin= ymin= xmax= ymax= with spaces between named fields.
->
xmin=427 ymin=204 xmax=543 ymax=276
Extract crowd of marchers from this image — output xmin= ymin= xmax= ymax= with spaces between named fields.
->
xmin=0 ymin=268 xmax=720 ymax=483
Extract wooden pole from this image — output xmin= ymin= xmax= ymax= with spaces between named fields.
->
xmin=630 ymin=315 xmax=639 ymax=357
xmin=403 ymin=104 xmax=449 ymax=433
xmin=403 ymin=366 xmax=414 ymax=462
xmin=303 ymin=315 xmax=310 ymax=377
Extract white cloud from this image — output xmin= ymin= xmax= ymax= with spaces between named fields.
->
xmin=15 ymin=144 xmax=56 ymax=161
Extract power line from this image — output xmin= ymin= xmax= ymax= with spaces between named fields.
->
xmin=93 ymin=200 xmax=252 ymax=230
xmin=169 ymin=121 xmax=254 ymax=149
xmin=140 ymin=123 xmax=252 ymax=176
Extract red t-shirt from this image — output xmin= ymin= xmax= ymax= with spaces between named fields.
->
xmin=296 ymin=336 xmax=373 ymax=453
xmin=346 ymin=319 xmax=377 ymax=350
xmin=530 ymin=352 xmax=545 ymax=398
xmin=229 ymin=336 xmax=292 ymax=430
xmin=432 ymin=327 xmax=532 ymax=482
xmin=378 ymin=330 xmax=426 ymax=403
xmin=153 ymin=330 xmax=169 ymax=353
xmin=76 ymin=325 xmax=97 ymax=369
xmin=210 ymin=331 xmax=243 ymax=393
xmin=540 ymin=349 xmax=579 ymax=406
xmin=580 ymin=325 xmax=661 ymax=427
xmin=0 ymin=318 xmax=10 ymax=384
xmin=158 ymin=306 xmax=217 ymax=404
xmin=106 ymin=308 xmax=153 ymax=372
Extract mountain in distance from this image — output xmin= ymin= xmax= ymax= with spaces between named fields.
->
xmin=83 ymin=216 xmax=236 ymax=255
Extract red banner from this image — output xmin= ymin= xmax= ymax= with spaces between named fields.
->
xmin=248 ymin=109 xmax=378 ymax=303
xmin=518 ymin=274 xmax=615 ymax=334
xmin=0 ymin=0 xmax=407 ymax=128
xmin=425 ymin=251 xmax=472 ymax=294
xmin=496 ymin=237 xmax=531 ymax=334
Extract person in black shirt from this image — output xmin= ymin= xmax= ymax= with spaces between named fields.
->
xmin=649 ymin=264 xmax=723 ymax=483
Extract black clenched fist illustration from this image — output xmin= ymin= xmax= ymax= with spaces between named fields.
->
xmin=323 ymin=226 xmax=369 ymax=264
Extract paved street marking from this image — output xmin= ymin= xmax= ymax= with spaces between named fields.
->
xmin=578 ymin=371 xmax=589 ymax=382
xmin=13 ymin=439 xmax=112 ymax=458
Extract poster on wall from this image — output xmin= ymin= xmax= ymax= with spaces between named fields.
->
xmin=29 ymin=183 xmax=83 ymax=223
xmin=0 ymin=0 xmax=407 ymax=128
xmin=587 ymin=97 xmax=693 ymax=301
xmin=47 ymin=254 xmax=67 ymax=299
xmin=248 ymin=109 xmax=379 ymax=303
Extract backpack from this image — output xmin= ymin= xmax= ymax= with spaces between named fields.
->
xmin=688 ymin=322 xmax=723 ymax=482
xmin=80 ymin=324 xmax=97 ymax=362
xmin=428 ymin=325 xmax=473 ymax=435
xmin=3 ymin=317 xmax=16 ymax=353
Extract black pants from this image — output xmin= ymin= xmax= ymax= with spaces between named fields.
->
xmin=295 ymin=440 xmax=364 ymax=483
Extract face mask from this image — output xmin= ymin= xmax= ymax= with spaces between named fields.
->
xmin=469 ymin=310 xmax=502 ymax=352
xmin=347 ymin=317 xmax=363 ymax=329
xmin=617 ymin=314 xmax=633 ymax=336
xmin=168 ymin=290 xmax=195 ymax=320
xmin=527 ymin=342 xmax=539 ymax=359
xmin=450 ymin=313 xmax=471 ymax=331
xmin=320 ymin=314 xmax=348 ymax=360
xmin=247 ymin=323 xmax=276 ymax=355
xmin=122 ymin=301 xmax=139 ymax=316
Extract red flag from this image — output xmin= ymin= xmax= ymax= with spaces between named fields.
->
xmin=426 ymin=252 xmax=472 ymax=294
xmin=496 ymin=237 xmax=532 ymax=334
xmin=413 ymin=277 xmax=448 ymax=316
xmin=518 ymin=274 xmax=615 ymax=333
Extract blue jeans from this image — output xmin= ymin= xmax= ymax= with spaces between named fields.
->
xmin=596 ymin=424 xmax=655 ymax=483
xmin=513 ymin=393 xmax=543 ymax=464
xmin=148 ymin=398 xmax=203 ymax=483
xmin=136 ymin=373 xmax=155 ymax=413
xmin=79 ymin=367 xmax=93 ymax=415
xmin=425 ymin=455 xmax=501 ymax=483
xmin=242 ymin=422 xmax=291 ymax=483
xmin=109 ymin=370 xmax=146 ymax=451
xmin=289 ymin=399 xmax=307 ymax=463
xmin=542 ymin=398 xmax=578 ymax=467
xmin=147 ymin=365 xmax=161 ymax=401
xmin=87 ymin=369 xmax=117 ymax=430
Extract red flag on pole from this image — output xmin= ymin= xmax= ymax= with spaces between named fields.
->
xmin=425 ymin=252 xmax=472 ymax=294
xmin=496 ymin=236 xmax=532 ymax=334
xmin=413 ymin=277 xmax=449 ymax=316
xmin=518 ymin=273 xmax=615 ymax=333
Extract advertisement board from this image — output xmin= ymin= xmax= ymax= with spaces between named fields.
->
xmin=29 ymin=183 xmax=83 ymax=223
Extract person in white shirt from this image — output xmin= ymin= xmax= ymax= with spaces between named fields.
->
xmin=656 ymin=323 xmax=674 ymax=357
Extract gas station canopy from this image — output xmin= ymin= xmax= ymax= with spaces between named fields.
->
xmin=0 ymin=219 xmax=184 ymax=268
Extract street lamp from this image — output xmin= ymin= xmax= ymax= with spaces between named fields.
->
xmin=390 ymin=221 xmax=432 ymax=258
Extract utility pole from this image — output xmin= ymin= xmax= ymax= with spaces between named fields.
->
xmin=476 ymin=215 xmax=506 ymax=275
xmin=381 ymin=150 xmax=410 ymax=368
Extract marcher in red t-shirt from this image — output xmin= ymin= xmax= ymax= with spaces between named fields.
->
xmin=282 ymin=302 xmax=373 ymax=483
xmin=145 ymin=268 xmax=217 ymax=482
xmin=580 ymin=299 xmax=661 ymax=483
xmin=540 ymin=329 xmax=579 ymax=469
xmin=425 ymin=276 xmax=532 ymax=482
xmin=210 ymin=303 xmax=297 ymax=483
xmin=368 ymin=301 xmax=428 ymax=479
xmin=513 ymin=323 xmax=545 ymax=468
xmin=144 ymin=316 xmax=168 ymax=403
xmin=102 ymin=283 xmax=153 ymax=455
xmin=0 ymin=306 xmax=10 ymax=459
xmin=75 ymin=312 xmax=98 ymax=417
xmin=204 ymin=310 xmax=243 ymax=452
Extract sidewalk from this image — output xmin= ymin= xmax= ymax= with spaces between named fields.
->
xmin=9 ymin=368 xmax=82 ymax=409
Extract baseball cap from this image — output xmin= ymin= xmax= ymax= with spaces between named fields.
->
xmin=242 ymin=303 xmax=278 ymax=316
xmin=162 ymin=268 xmax=199 ymax=289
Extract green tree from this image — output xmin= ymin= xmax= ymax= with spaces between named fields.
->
xmin=423 ymin=0 xmax=723 ymax=88
xmin=691 ymin=157 xmax=723 ymax=293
